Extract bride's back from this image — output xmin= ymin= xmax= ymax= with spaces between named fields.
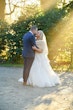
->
xmin=36 ymin=40 xmax=46 ymax=50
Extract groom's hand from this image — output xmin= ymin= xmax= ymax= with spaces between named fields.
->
xmin=32 ymin=46 xmax=43 ymax=53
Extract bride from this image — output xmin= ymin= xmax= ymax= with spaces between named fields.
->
xmin=19 ymin=30 xmax=61 ymax=87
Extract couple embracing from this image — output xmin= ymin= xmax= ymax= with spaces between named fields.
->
xmin=19 ymin=26 xmax=61 ymax=87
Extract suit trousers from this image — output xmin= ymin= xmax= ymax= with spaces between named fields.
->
xmin=23 ymin=57 xmax=34 ymax=82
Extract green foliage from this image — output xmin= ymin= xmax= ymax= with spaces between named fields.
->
xmin=0 ymin=1 xmax=73 ymax=64
xmin=0 ymin=20 xmax=9 ymax=62
xmin=8 ymin=7 xmax=67 ymax=63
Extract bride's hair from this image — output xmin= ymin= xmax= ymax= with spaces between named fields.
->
xmin=38 ymin=30 xmax=44 ymax=40
xmin=38 ymin=30 xmax=48 ymax=55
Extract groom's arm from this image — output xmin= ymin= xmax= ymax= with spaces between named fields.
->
xmin=30 ymin=35 xmax=38 ymax=48
xmin=30 ymin=35 xmax=42 ymax=53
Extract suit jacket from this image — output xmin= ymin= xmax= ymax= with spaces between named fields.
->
xmin=22 ymin=31 xmax=37 ymax=57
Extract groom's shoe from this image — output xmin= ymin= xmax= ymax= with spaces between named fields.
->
xmin=23 ymin=82 xmax=27 ymax=86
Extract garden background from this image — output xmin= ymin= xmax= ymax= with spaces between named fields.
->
xmin=0 ymin=0 xmax=73 ymax=72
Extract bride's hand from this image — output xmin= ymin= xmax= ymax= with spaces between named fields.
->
xmin=32 ymin=46 xmax=37 ymax=50
xmin=38 ymin=49 xmax=43 ymax=53
xmin=32 ymin=46 xmax=43 ymax=53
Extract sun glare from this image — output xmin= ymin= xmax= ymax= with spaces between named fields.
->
xmin=5 ymin=0 xmax=72 ymax=23
xmin=5 ymin=0 xmax=40 ymax=23
xmin=25 ymin=0 xmax=40 ymax=5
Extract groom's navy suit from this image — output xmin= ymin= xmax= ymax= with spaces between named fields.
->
xmin=22 ymin=32 xmax=36 ymax=57
xmin=22 ymin=31 xmax=37 ymax=82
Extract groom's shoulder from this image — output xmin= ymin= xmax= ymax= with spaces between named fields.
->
xmin=23 ymin=31 xmax=32 ymax=37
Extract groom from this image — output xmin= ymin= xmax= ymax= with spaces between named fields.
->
xmin=22 ymin=25 xmax=42 ymax=85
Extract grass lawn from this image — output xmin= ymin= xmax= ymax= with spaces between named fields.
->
xmin=0 ymin=63 xmax=23 ymax=68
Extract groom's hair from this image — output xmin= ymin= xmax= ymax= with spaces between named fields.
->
xmin=30 ymin=25 xmax=38 ymax=31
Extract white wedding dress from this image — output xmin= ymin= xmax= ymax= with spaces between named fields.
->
xmin=18 ymin=32 xmax=61 ymax=87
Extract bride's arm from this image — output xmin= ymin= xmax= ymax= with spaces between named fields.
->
xmin=32 ymin=46 xmax=43 ymax=53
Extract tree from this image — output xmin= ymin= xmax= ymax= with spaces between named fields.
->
xmin=0 ymin=0 xmax=5 ymax=20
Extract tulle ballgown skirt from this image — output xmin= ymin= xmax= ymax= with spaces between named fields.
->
xmin=18 ymin=53 xmax=61 ymax=87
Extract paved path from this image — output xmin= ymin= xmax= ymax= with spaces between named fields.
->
xmin=0 ymin=67 xmax=73 ymax=110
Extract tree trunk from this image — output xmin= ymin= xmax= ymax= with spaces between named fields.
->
xmin=0 ymin=0 xmax=5 ymax=20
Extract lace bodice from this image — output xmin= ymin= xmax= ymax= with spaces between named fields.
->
xmin=36 ymin=40 xmax=48 ymax=55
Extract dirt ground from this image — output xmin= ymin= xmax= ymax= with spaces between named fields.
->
xmin=0 ymin=67 xmax=73 ymax=110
